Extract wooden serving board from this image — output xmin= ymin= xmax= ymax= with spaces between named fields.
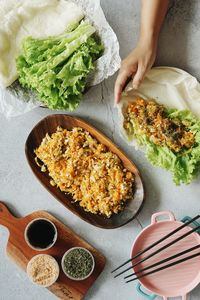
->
xmin=0 ymin=201 xmax=106 ymax=299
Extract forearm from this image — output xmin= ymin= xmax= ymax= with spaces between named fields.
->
xmin=140 ymin=0 xmax=170 ymax=44
xmin=114 ymin=0 xmax=170 ymax=103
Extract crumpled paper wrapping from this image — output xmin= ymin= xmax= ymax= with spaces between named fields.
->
xmin=118 ymin=66 xmax=200 ymax=149
xmin=0 ymin=0 xmax=121 ymax=118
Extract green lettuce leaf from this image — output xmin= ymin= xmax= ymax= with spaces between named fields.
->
xmin=16 ymin=20 xmax=104 ymax=110
xmin=127 ymin=109 xmax=200 ymax=185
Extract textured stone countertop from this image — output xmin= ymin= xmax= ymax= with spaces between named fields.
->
xmin=0 ymin=1 xmax=200 ymax=299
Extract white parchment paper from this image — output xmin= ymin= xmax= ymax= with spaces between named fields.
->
xmin=0 ymin=0 xmax=121 ymax=118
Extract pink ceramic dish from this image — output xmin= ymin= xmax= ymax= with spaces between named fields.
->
xmin=131 ymin=211 xmax=200 ymax=300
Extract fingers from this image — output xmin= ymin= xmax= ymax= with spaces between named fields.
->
xmin=132 ymin=63 xmax=147 ymax=89
xmin=114 ymin=62 xmax=148 ymax=105
xmin=114 ymin=70 xmax=131 ymax=104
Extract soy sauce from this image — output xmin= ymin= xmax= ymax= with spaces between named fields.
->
xmin=26 ymin=219 xmax=56 ymax=249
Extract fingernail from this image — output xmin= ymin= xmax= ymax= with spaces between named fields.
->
xmin=132 ymin=84 xmax=138 ymax=89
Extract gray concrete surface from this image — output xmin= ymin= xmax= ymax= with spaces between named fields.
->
xmin=0 ymin=0 xmax=200 ymax=299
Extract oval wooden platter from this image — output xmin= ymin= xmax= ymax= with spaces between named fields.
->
xmin=0 ymin=201 xmax=105 ymax=300
xmin=25 ymin=114 xmax=144 ymax=229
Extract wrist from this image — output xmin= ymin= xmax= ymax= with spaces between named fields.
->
xmin=138 ymin=29 xmax=158 ymax=49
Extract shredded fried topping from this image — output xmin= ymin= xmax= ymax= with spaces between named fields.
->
xmin=35 ymin=127 xmax=134 ymax=217
xmin=124 ymin=98 xmax=195 ymax=153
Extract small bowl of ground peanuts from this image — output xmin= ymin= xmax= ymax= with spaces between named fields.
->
xmin=27 ymin=254 xmax=60 ymax=287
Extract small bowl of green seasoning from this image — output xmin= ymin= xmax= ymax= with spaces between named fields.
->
xmin=61 ymin=247 xmax=95 ymax=281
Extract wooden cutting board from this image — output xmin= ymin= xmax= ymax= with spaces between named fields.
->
xmin=0 ymin=201 xmax=106 ymax=299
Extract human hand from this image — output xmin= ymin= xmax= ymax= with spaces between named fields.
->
xmin=114 ymin=38 xmax=157 ymax=104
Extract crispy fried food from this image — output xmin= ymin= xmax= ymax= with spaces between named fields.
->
xmin=124 ymin=98 xmax=195 ymax=153
xmin=35 ymin=127 xmax=134 ymax=217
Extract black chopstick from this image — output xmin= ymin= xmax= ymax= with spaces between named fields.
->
xmin=114 ymin=224 xmax=200 ymax=278
xmin=124 ymin=244 xmax=200 ymax=279
xmin=111 ymin=215 xmax=199 ymax=273
xmin=125 ymin=252 xmax=200 ymax=283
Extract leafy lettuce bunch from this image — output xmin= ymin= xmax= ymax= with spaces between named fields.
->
xmin=16 ymin=21 xmax=104 ymax=110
